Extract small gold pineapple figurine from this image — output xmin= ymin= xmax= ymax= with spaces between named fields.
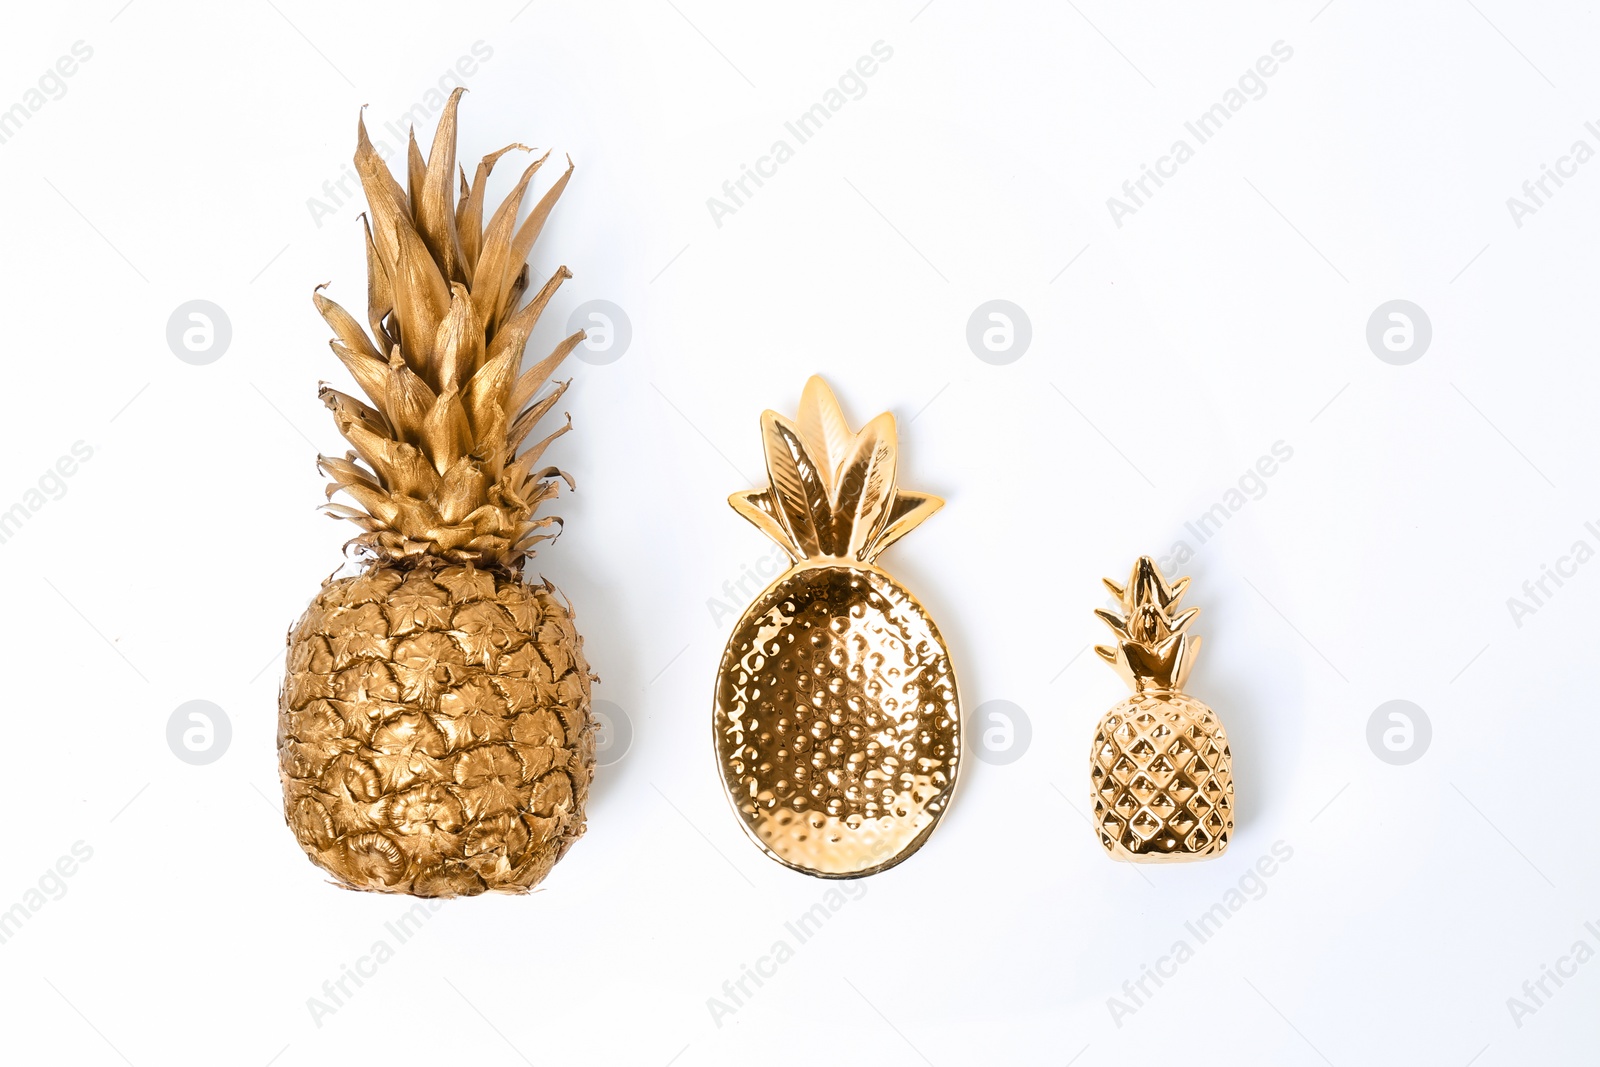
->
xmin=1090 ymin=557 xmax=1233 ymax=862
xmin=714 ymin=377 xmax=959 ymax=878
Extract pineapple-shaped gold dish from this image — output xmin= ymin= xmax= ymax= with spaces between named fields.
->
xmin=1090 ymin=557 xmax=1233 ymax=862
xmin=715 ymin=377 xmax=958 ymax=878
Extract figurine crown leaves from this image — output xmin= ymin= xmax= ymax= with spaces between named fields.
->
xmin=1094 ymin=556 xmax=1202 ymax=691
xmin=729 ymin=376 xmax=942 ymax=564
xmin=311 ymin=89 xmax=585 ymax=571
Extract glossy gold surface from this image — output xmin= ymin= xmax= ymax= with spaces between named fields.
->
xmin=716 ymin=562 xmax=958 ymax=877
xmin=279 ymin=94 xmax=593 ymax=896
xmin=1090 ymin=557 xmax=1233 ymax=862
xmin=717 ymin=378 xmax=958 ymax=878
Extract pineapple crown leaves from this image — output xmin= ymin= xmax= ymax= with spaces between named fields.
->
xmin=1094 ymin=556 xmax=1202 ymax=692
xmin=311 ymin=88 xmax=585 ymax=571
xmin=728 ymin=376 xmax=942 ymax=564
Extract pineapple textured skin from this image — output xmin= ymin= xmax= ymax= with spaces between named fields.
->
xmin=1091 ymin=691 xmax=1232 ymax=861
xmin=279 ymin=559 xmax=593 ymax=896
xmin=715 ymin=562 xmax=958 ymax=878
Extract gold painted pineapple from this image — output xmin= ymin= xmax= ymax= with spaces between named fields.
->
xmin=278 ymin=92 xmax=595 ymax=897
xmin=1090 ymin=557 xmax=1233 ymax=862
xmin=715 ymin=377 xmax=958 ymax=878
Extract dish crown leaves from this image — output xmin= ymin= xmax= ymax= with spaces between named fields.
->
xmin=729 ymin=376 xmax=943 ymax=564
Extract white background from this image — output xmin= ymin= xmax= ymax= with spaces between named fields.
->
xmin=1 ymin=1 xmax=1596 ymax=1064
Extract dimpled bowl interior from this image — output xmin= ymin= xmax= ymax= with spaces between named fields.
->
xmin=714 ymin=563 xmax=959 ymax=878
